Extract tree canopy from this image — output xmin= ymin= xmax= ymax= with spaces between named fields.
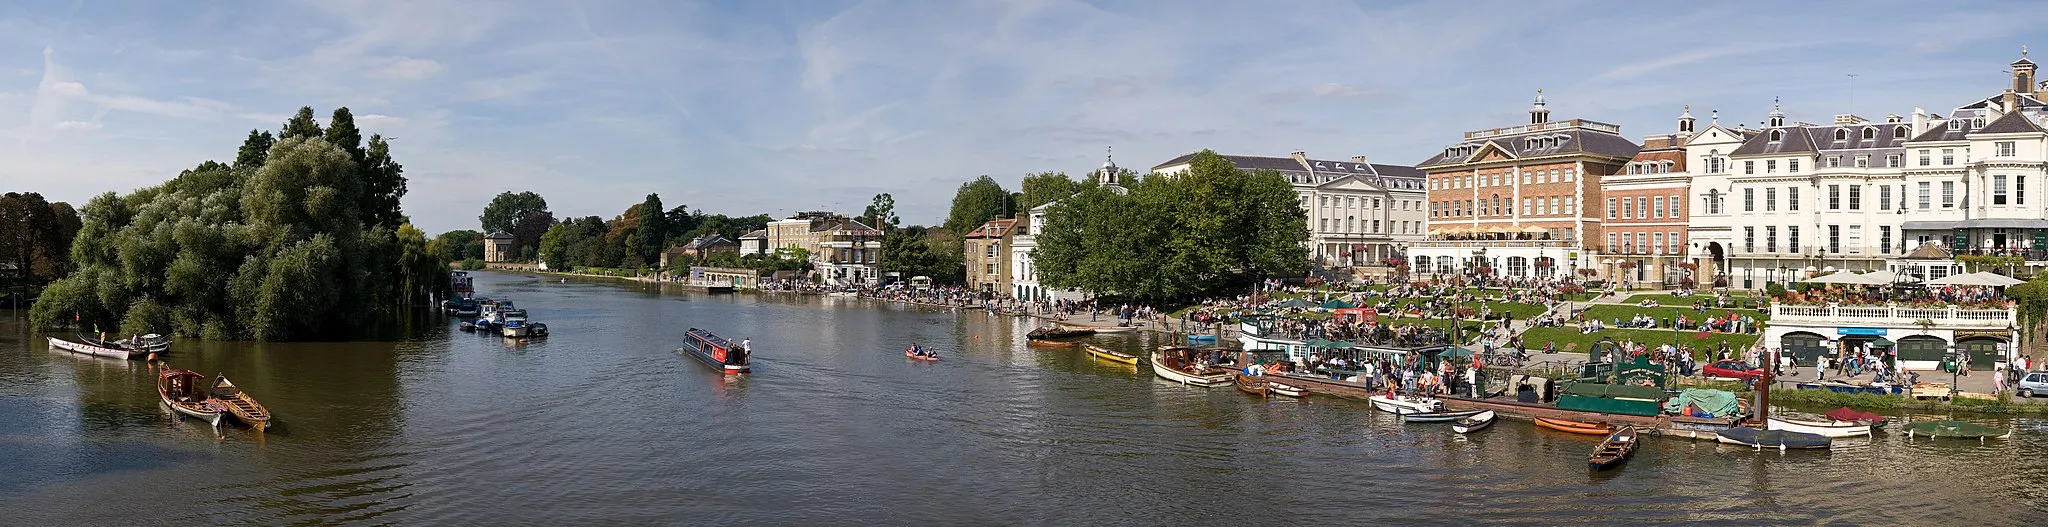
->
xmin=863 ymin=193 xmax=899 ymax=232
xmin=943 ymin=175 xmax=1013 ymax=237
xmin=480 ymin=191 xmax=551 ymax=256
xmin=1033 ymin=150 xmax=1308 ymax=301
xmin=28 ymin=108 xmax=447 ymax=340
xmin=1017 ymin=171 xmax=1090 ymax=212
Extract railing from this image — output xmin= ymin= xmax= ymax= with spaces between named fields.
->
xmin=1769 ymin=303 xmax=2014 ymax=327
xmin=1409 ymin=240 xmax=1577 ymax=249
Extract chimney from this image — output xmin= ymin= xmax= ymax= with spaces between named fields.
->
xmin=1351 ymin=155 xmax=1369 ymax=163
xmin=2003 ymin=89 xmax=2019 ymax=114
xmin=1911 ymin=107 xmax=1927 ymax=135
xmin=1291 ymin=150 xmax=1310 ymax=170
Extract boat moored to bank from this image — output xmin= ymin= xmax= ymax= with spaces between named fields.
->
xmin=681 ymin=328 xmax=750 ymax=374
xmin=159 ymin=369 xmax=222 ymax=427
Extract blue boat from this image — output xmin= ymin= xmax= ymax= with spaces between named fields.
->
xmin=1793 ymin=381 xmax=1903 ymax=396
xmin=681 ymin=328 xmax=750 ymax=374
xmin=1186 ymin=334 xmax=1218 ymax=344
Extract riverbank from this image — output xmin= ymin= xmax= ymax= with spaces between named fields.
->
xmin=1763 ymin=386 xmax=2048 ymax=416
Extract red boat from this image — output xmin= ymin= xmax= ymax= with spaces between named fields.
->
xmin=681 ymin=328 xmax=750 ymax=374
xmin=905 ymin=350 xmax=939 ymax=361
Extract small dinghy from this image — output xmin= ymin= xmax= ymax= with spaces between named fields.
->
xmin=1716 ymin=427 xmax=1831 ymax=450
xmin=905 ymin=350 xmax=939 ymax=361
xmin=1767 ymin=417 xmax=1871 ymax=438
xmin=1265 ymin=382 xmax=1305 ymax=398
xmin=1235 ymin=374 xmax=1270 ymax=397
xmin=1534 ymin=417 xmax=1615 ymax=435
xmin=1368 ymin=394 xmax=1442 ymax=415
xmin=1905 ymin=420 xmax=2011 ymax=441
xmin=1588 ymin=426 xmax=1639 ymax=471
xmin=1400 ymin=409 xmax=1485 ymax=423
xmin=1451 ymin=410 xmax=1496 ymax=434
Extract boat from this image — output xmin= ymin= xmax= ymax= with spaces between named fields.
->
xmin=1026 ymin=339 xmax=1078 ymax=348
xmin=1266 ymin=382 xmax=1305 ymax=398
xmin=47 ymin=336 xmax=150 ymax=360
xmin=459 ymin=321 xmax=477 ymax=332
xmin=1185 ymin=334 xmax=1218 ymax=344
xmin=1090 ymin=326 xmax=1136 ymax=333
xmin=1369 ymin=394 xmax=1443 ymax=415
xmin=1716 ymin=427 xmax=1831 ymax=449
xmin=1905 ymin=420 xmax=2012 ymax=440
xmin=1766 ymin=416 xmax=1872 ymax=438
xmin=1235 ymin=374 xmax=1270 ymax=397
xmin=680 ymin=328 xmax=751 ymax=374
xmin=209 ymin=375 xmax=272 ymax=432
xmin=158 ymin=369 xmax=222 ymax=427
xmin=1401 ymin=409 xmax=1485 ymax=423
xmin=1026 ymin=325 xmax=1096 ymax=341
xmin=476 ymin=300 xmax=515 ymax=329
xmin=1824 ymin=407 xmax=1889 ymax=430
xmin=500 ymin=309 xmax=531 ymax=338
xmin=1534 ymin=417 xmax=1616 ymax=435
xmin=905 ymin=347 xmax=939 ymax=361
xmin=527 ymin=322 xmax=549 ymax=338
xmin=1149 ymin=348 xmax=1234 ymax=387
xmin=1084 ymin=344 xmax=1140 ymax=365
xmin=1452 ymin=410 xmax=1496 ymax=434
xmin=1588 ymin=426 xmax=1639 ymax=471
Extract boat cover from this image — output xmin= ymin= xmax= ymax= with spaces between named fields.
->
xmin=1663 ymin=389 xmax=1739 ymax=418
xmin=1824 ymin=407 xmax=1886 ymax=424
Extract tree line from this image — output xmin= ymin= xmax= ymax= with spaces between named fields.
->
xmin=30 ymin=107 xmax=445 ymax=340
xmin=0 ymin=192 xmax=82 ymax=307
xmin=449 ymin=191 xmax=777 ymax=273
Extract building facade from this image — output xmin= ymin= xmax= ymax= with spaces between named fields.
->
xmin=963 ymin=219 xmax=1017 ymax=294
xmin=483 ymin=230 xmax=517 ymax=263
xmin=1412 ymin=92 xmax=1640 ymax=281
xmin=1150 ymin=151 xmax=1427 ymax=268
xmin=816 ymin=219 xmax=883 ymax=286
xmin=1598 ymin=112 xmax=1694 ymax=287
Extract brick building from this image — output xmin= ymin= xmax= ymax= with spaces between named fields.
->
xmin=1599 ymin=109 xmax=1694 ymax=287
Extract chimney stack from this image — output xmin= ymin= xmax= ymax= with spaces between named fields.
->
xmin=1291 ymin=151 xmax=1310 ymax=170
xmin=1911 ymin=107 xmax=1928 ymax=135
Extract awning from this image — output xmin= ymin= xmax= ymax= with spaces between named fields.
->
xmin=1960 ymin=218 xmax=2048 ymax=229
xmin=1869 ymin=338 xmax=1895 ymax=348
xmin=1901 ymin=220 xmax=1959 ymax=231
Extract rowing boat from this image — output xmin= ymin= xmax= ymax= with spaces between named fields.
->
xmin=1905 ymin=420 xmax=2012 ymax=440
xmin=1452 ymin=410 xmax=1496 ymax=433
xmin=1823 ymin=407 xmax=1889 ymax=430
xmin=1766 ymin=416 xmax=1871 ymax=438
xmin=1149 ymin=349 xmax=1234 ymax=387
xmin=1716 ymin=427 xmax=1831 ymax=449
xmin=1084 ymin=344 xmax=1139 ymax=365
xmin=1266 ymin=382 xmax=1304 ymax=398
xmin=1027 ymin=325 xmax=1096 ymax=341
xmin=1400 ymin=409 xmax=1485 ymax=423
xmin=1369 ymin=394 xmax=1441 ymax=415
xmin=158 ymin=369 xmax=222 ymax=427
xmin=210 ymin=375 xmax=271 ymax=432
xmin=47 ymin=336 xmax=150 ymax=360
xmin=1534 ymin=417 xmax=1615 ymax=435
xmin=1235 ymin=374 xmax=1269 ymax=397
xmin=905 ymin=350 xmax=939 ymax=361
xmin=1588 ymin=426 xmax=1638 ymax=471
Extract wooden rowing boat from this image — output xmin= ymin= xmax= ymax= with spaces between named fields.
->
xmin=1026 ymin=339 xmax=1078 ymax=348
xmin=210 ymin=375 xmax=271 ymax=432
xmin=1452 ymin=410 xmax=1496 ymax=434
xmin=1149 ymin=349 xmax=1234 ymax=387
xmin=158 ymin=369 xmax=221 ymax=427
xmin=1588 ymin=426 xmax=1638 ymax=471
xmin=1369 ymin=394 xmax=1441 ymax=415
xmin=1400 ymin=409 xmax=1485 ymax=423
xmin=1716 ymin=427 xmax=1831 ymax=449
xmin=1766 ymin=416 xmax=1870 ymax=438
xmin=1084 ymin=344 xmax=1140 ymax=364
xmin=1026 ymin=325 xmax=1096 ymax=341
xmin=1266 ymin=382 xmax=1304 ymax=398
xmin=1534 ymin=417 xmax=1615 ymax=435
xmin=1906 ymin=420 xmax=2012 ymax=440
xmin=1235 ymin=374 xmax=1269 ymax=397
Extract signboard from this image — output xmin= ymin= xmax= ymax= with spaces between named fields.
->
xmin=2034 ymin=229 xmax=2047 ymax=251
xmin=1953 ymin=228 xmax=1970 ymax=249
xmin=1837 ymin=327 xmax=1886 ymax=336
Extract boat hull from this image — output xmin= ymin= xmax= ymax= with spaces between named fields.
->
xmin=1906 ymin=420 xmax=2012 ymax=440
xmin=905 ymin=351 xmax=939 ymax=361
xmin=1401 ymin=409 xmax=1484 ymax=423
xmin=681 ymin=328 xmax=750 ymax=374
xmin=1148 ymin=352 xmax=1233 ymax=387
xmin=1084 ymin=345 xmax=1140 ymax=365
xmin=1369 ymin=395 xmax=1441 ymax=415
xmin=1716 ymin=427 xmax=1832 ymax=449
xmin=1266 ymin=382 xmax=1305 ymax=398
xmin=1452 ymin=411 xmax=1496 ymax=434
xmin=159 ymin=369 xmax=222 ymax=427
xmin=1535 ymin=417 xmax=1616 ymax=435
xmin=1589 ymin=426 xmax=1639 ymax=471
xmin=1766 ymin=417 xmax=1871 ymax=438
xmin=48 ymin=337 xmax=149 ymax=360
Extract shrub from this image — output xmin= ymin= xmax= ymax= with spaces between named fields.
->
xmin=461 ymin=258 xmax=486 ymax=270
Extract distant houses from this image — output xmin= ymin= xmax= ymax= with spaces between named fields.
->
xmin=483 ymin=230 xmax=517 ymax=262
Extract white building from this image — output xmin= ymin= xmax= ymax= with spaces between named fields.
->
xmin=1010 ymin=156 xmax=1122 ymax=302
xmin=1150 ymin=151 xmax=1427 ymax=269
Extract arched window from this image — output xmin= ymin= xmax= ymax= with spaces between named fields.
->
xmin=1835 ymin=129 xmax=1848 ymax=141
xmin=1862 ymin=127 xmax=1875 ymax=140
xmin=1894 ymin=126 xmax=1907 ymax=138
xmin=1769 ymin=130 xmax=1783 ymax=142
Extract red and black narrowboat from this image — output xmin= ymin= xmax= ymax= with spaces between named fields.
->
xmin=682 ymin=328 xmax=750 ymax=374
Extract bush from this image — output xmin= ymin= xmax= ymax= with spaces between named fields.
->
xmin=461 ymin=258 xmax=486 ymax=270
xmin=1764 ymin=282 xmax=1788 ymax=299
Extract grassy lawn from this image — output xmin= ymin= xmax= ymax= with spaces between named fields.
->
xmin=1579 ymin=304 xmax=1769 ymax=325
xmin=1519 ymin=327 xmax=1760 ymax=359
xmin=1622 ymin=292 xmax=1760 ymax=306
xmin=1379 ymin=315 xmax=1488 ymax=343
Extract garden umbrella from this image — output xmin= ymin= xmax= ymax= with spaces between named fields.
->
xmin=1803 ymin=272 xmax=1878 ymax=285
xmin=1319 ymin=299 xmax=1356 ymax=310
xmin=1278 ymin=298 xmax=1319 ymax=309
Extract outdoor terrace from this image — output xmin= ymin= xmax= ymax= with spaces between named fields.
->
xmin=1769 ymin=303 xmax=2014 ymax=328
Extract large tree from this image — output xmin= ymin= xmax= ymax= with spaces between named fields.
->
xmin=637 ymin=193 xmax=668 ymax=260
xmin=862 ymin=193 xmax=899 ymax=232
xmin=943 ymin=175 xmax=1013 ymax=237
xmin=1017 ymin=171 xmax=1088 ymax=212
xmin=280 ymin=106 xmax=324 ymax=141
xmin=479 ymin=191 xmax=551 ymax=255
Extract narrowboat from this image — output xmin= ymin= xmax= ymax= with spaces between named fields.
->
xmin=681 ymin=328 xmax=750 ymax=374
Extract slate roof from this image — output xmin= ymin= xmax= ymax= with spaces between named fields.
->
xmin=682 ymin=234 xmax=736 ymax=250
xmin=964 ymin=218 xmax=1018 ymax=239
xmin=738 ymin=229 xmax=767 ymax=240
xmin=1734 ymin=122 xmax=1914 ymax=156
xmin=1150 ymin=152 xmax=1423 ymax=180
xmin=1976 ymin=111 xmax=2046 ymax=134
xmin=1414 ymin=127 xmax=1640 ymax=168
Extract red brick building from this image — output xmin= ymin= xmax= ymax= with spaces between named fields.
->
xmin=1598 ymin=108 xmax=1695 ymax=287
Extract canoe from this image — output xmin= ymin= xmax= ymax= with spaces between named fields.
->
xmin=1235 ymin=374 xmax=1269 ymax=397
xmin=209 ymin=375 xmax=272 ymax=432
xmin=1084 ymin=344 xmax=1140 ymax=365
xmin=1149 ymin=350 xmax=1234 ymax=387
xmin=1824 ymin=407 xmax=1888 ymax=430
xmin=1906 ymin=420 xmax=2012 ymax=440
xmin=1369 ymin=394 xmax=1442 ymax=415
xmin=905 ymin=350 xmax=939 ymax=361
xmin=1534 ymin=417 xmax=1615 ymax=435
xmin=1716 ymin=427 xmax=1831 ymax=449
xmin=1767 ymin=417 xmax=1871 ymax=438
xmin=47 ymin=337 xmax=150 ymax=360
xmin=1588 ymin=426 xmax=1639 ymax=471
xmin=1266 ymin=382 xmax=1305 ymax=398
xmin=158 ymin=369 xmax=222 ymax=427
xmin=1401 ymin=409 xmax=1485 ymax=423
xmin=1452 ymin=410 xmax=1496 ymax=434
xmin=1027 ymin=325 xmax=1096 ymax=340
xmin=1027 ymin=339 xmax=1079 ymax=348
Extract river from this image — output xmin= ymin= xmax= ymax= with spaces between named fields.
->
xmin=3 ymin=271 xmax=2046 ymax=525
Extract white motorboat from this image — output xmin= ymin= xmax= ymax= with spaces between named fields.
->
xmin=1766 ymin=417 xmax=1872 ymax=438
xmin=1266 ymin=382 xmax=1305 ymax=397
xmin=1369 ymin=394 xmax=1443 ymax=415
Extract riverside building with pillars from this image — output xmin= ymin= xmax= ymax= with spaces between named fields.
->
xmin=1412 ymin=91 xmax=1640 ymax=282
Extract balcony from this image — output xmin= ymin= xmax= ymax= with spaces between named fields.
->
xmin=1408 ymin=239 xmax=1577 ymax=249
xmin=1770 ymin=303 xmax=2014 ymax=329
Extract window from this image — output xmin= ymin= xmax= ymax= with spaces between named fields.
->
xmin=1744 ymin=188 xmax=1755 ymax=212
xmin=1766 ymin=226 xmax=1778 ymax=252
xmin=1522 ymin=197 xmax=1531 ymax=214
xmin=1623 ymin=233 xmax=1634 ymax=253
xmin=1668 ymin=232 xmax=1680 ymax=253
xmin=1607 ymin=233 xmax=1618 ymax=252
xmin=1919 ymin=150 xmax=1930 ymax=166
xmin=1828 ymin=156 xmax=1842 ymax=167
xmin=1706 ymin=190 xmax=1723 ymax=215
xmin=1788 ymin=226 xmax=1799 ymax=253
xmin=1790 ymin=159 xmax=1800 ymax=173
xmin=1653 ymin=232 xmax=1664 ymax=253
xmin=1745 ymin=226 xmax=1755 ymax=253
xmin=1607 ymin=198 xmax=1617 ymax=219
xmin=1745 ymin=160 xmax=1755 ymax=174
xmin=1886 ymin=154 xmax=1900 ymax=167
xmin=1854 ymin=155 xmax=1868 ymax=168
xmin=986 ymin=263 xmax=996 ymax=275
xmin=2020 ymin=176 xmax=2027 ymax=205
xmin=1670 ymin=195 xmax=1682 ymax=217
xmin=1942 ymin=181 xmax=1955 ymax=208
xmin=1523 ymin=173 xmax=1532 ymax=185
xmin=1894 ymin=127 xmax=1907 ymax=138
xmin=1828 ymin=185 xmax=1840 ymax=210
xmin=1880 ymin=185 xmax=1891 ymax=210
xmin=1788 ymin=187 xmax=1800 ymax=211
xmin=1848 ymin=185 xmax=1861 ymax=210
xmin=1637 ymin=197 xmax=1647 ymax=220
xmin=1881 ymin=226 xmax=1892 ymax=254
xmin=1995 ymin=175 xmax=2009 ymax=205
xmin=1835 ymin=129 xmax=1849 ymax=141
xmin=1566 ymin=199 xmax=1575 ymax=215
xmin=987 ymin=243 xmax=997 ymax=258
xmin=1322 ymin=218 xmax=1330 ymax=230
xmin=1622 ymin=197 xmax=1634 ymax=219
xmin=1863 ymin=128 xmax=1875 ymax=140
xmin=1942 ymin=149 xmax=1955 ymax=165
xmin=1767 ymin=160 xmax=1778 ymax=173
xmin=1918 ymin=182 xmax=1932 ymax=210
xmin=1998 ymin=141 xmax=2016 ymax=157
xmin=1828 ymin=225 xmax=1840 ymax=254
xmin=1549 ymin=196 xmax=1558 ymax=215
xmin=1847 ymin=225 xmax=1862 ymax=254
xmin=1708 ymin=153 xmax=1725 ymax=174
xmin=1372 ymin=219 xmax=1380 ymax=233
xmin=1654 ymin=196 xmax=1665 ymax=218
xmin=1765 ymin=188 xmax=1777 ymax=211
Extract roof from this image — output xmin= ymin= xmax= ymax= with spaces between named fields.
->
xmin=1415 ymin=125 xmax=1640 ymax=168
xmin=1733 ymin=122 xmax=1914 ymax=156
xmin=738 ymin=229 xmax=767 ymax=240
xmin=1977 ymin=111 xmax=2045 ymax=134
xmin=1904 ymin=241 xmax=1951 ymax=260
xmin=1150 ymin=152 xmax=1424 ymax=180
xmin=826 ymin=219 xmax=882 ymax=235
xmin=485 ymin=230 xmax=514 ymax=240
xmin=964 ymin=218 xmax=1018 ymax=239
xmin=682 ymin=234 xmax=736 ymax=250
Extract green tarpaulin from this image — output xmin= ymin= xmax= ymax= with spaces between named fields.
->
xmin=1662 ymin=389 xmax=1740 ymax=418
xmin=1278 ymin=298 xmax=1319 ymax=309
xmin=1438 ymin=347 xmax=1476 ymax=359
xmin=1319 ymin=299 xmax=1356 ymax=309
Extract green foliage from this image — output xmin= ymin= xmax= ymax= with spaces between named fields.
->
xmin=943 ymin=176 xmax=1013 ymax=237
xmin=280 ymin=106 xmax=324 ymax=140
xmin=28 ymin=109 xmax=443 ymax=340
xmin=479 ymin=191 xmax=552 ymax=257
xmin=862 ymin=193 xmax=899 ymax=232
xmin=0 ymin=192 xmax=82 ymax=286
xmin=431 ymin=229 xmax=485 ymax=261
xmin=1033 ymin=151 xmax=1309 ymax=301
xmin=1017 ymin=171 xmax=1088 ymax=211
xmin=881 ymin=226 xmax=961 ymax=284
xmin=1955 ymin=254 xmax=2024 ymax=273
xmin=461 ymin=258 xmax=487 ymax=271
xmin=637 ymin=194 xmax=669 ymax=262
xmin=234 ymin=129 xmax=275 ymax=169
xmin=360 ymin=134 xmax=406 ymax=229
xmin=1765 ymin=282 xmax=1788 ymax=299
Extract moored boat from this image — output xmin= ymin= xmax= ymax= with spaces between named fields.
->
xmin=1185 ymin=334 xmax=1218 ymax=344
xmin=1400 ymin=409 xmax=1484 ymax=423
xmin=1534 ymin=417 xmax=1616 ymax=435
xmin=1235 ymin=374 xmax=1269 ymax=397
xmin=1767 ymin=416 xmax=1871 ymax=438
xmin=1369 ymin=394 xmax=1442 ymax=415
xmin=1794 ymin=380 xmax=1904 ymax=396
xmin=1824 ymin=407 xmax=1888 ymax=430
xmin=48 ymin=336 xmax=150 ymax=360
xmin=1452 ymin=410 xmax=1496 ymax=434
xmin=1266 ymin=382 xmax=1305 ymax=398
xmin=1084 ymin=344 xmax=1140 ymax=365
xmin=1715 ymin=427 xmax=1831 ymax=449
xmin=1149 ymin=348 xmax=1234 ymax=387
xmin=1090 ymin=326 xmax=1136 ymax=333
xmin=680 ymin=328 xmax=751 ymax=374
xmin=1027 ymin=325 xmax=1096 ymax=341
xmin=500 ymin=309 xmax=531 ymax=338
xmin=1588 ymin=426 xmax=1639 ymax=471
xmin=158 ymin=369 xmax=222 ymax=427
xmin=209 ymin=375 xmax=271 ymax=432
xmin=1905 ymin=420 xmax=2011 ymax=440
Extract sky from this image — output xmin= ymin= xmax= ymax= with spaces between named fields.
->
xmin=0 ymin=0 xmax=2042 ymax=234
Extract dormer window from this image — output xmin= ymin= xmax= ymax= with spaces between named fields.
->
xmin=1973 ymin=117 xmax=1985 ymax=128
xmin=1894 ymin=126 xmax=1906 ymax=138
xmin=1769 ymin=130 xmax=1783 ymax=142
xmin=1862 ymin=128 xmax=1875 ymax=140
xmin=1949 ymin=120 xmax=1962 ymax=130
xmin=1835 ymin=129 xmax=1848 ymax=141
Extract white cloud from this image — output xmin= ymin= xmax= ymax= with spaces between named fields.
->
xmin=376 ymin=56 xmax=444 ymax=80
xmin=53 ymin=120 xmax=101 ymax=130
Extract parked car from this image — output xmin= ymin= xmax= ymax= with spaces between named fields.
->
xmin=1702 ymin=360 xmax=1766 ymax=381
xmin=2018 ymin=371 xmax=2048 ymax=398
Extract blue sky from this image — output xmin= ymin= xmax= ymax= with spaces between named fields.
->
xmin=0 ymin=0 xmax=2041 ymax=233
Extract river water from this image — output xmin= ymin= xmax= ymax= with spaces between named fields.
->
xmin=3 ymin=271 xmax=2046 ymax=525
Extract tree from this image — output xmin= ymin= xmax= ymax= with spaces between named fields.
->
xmin=432 ymin=230 xmax=483 ymax=261
xmin=1017 ymin=171 xmax=1087 ymax=211
xmin=638 ymin=194 xmax=669 ymax=261
xmin=234 ymin=129 xmax=275 ymax=169
xmin=480 ymin=191 xmax=551 ymax=255
xmin=360 ymin=134 xmax=407 ymax=229
xmin=862 ymin=193 xmax=899 ymax=232
xmin=943 ymin=175 xmax=1012 ymax=237
xmin=280 ymin=106 xmax=324 ymax=140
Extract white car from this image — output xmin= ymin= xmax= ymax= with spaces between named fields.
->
xmin=2018 ymin=371 xmax=2048 ymax=398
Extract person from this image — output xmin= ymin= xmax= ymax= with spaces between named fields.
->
xmin=741 ymin=338 xmax=752 ymax=352
xmin=1993 ymin=367 xmax=2004 ymax=395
